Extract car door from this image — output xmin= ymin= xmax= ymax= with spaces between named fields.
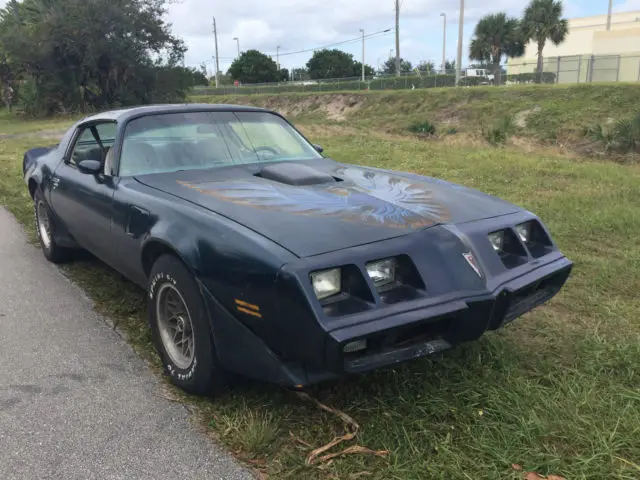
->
xmin=50 ymin=121 xmax=118 ymax=263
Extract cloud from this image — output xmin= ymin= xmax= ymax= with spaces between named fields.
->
xmin=166 ymin=0 xmax=533 ymax=73
xmin=614 ymin=0 xmax=640 ymax=12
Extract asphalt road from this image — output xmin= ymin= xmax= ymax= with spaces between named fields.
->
xmin=0 ymin=207 xmax=253 ymax=480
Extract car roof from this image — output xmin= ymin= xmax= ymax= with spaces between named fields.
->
xmin=80 ymin=103 xmax=273 ymax=123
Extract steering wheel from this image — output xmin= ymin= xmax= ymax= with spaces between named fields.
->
xmin=254 ymin=146 xmax=279 ymax=156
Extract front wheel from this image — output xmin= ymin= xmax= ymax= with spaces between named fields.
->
xmin=148 ymin=254 xmax=227 ymax=395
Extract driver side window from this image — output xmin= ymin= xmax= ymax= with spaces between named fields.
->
xmin=68 ymin=122 xmax=116 ymax=168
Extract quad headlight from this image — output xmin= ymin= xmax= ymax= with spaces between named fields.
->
xmin=365 ymin=258 xmax=396 ymax=287
xmin=310 ymin=268 xmax=341 ymax=300
xmin=488 ymin=231 xmax=505 ymax=252
xmin=515 ymin=222 xmax=532 ymax=243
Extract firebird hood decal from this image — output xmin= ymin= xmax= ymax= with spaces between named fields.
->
xmin=176 ymin=167 xmax=451 ymax=229
xmin=136 ymin=159 xmax=521 ymax=257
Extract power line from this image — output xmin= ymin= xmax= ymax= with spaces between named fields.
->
xmin=203 ymin=27 xmax=394 ymax=64
xmin=273 ymin=28 xmax=394 ymax=58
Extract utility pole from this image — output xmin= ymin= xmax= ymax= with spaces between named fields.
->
xmin=276 ymin=45 xmax=281 ymax=71
xmin=395 ymin=0 xmax=401 ymax=77
xmin=440 ymin=13 xmax=446 ymax=72
xmin=606 ymin=0 xmax=613 ymax=30
xmin=455 ymin=0 xmax=464 ymax=86
xmin=359 ymin=29 xmax=365 ymax=82
xmin=233 ymin=37 xmax=240 ymax=57
xmin=212 ymin=16 xmax=220 ymax=88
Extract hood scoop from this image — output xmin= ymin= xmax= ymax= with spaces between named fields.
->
xmin=256 ymin=163 xmax=339 ymax=186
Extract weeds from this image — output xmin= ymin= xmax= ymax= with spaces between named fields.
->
xmin=585 ymin=112 xmax=640 ymax=155
xmin=408 ymin=120 xmax=436 ymax=135
xmin=484 ymin=115 xmax=514 ymax=145
xmin=213 ymin=409 xmax=281 ymax=458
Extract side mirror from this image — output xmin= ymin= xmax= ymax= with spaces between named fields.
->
xmin=313 ymin=144 xmax=324 ymax=153
xmin=77 ymin=159 xmax=102 ymax=175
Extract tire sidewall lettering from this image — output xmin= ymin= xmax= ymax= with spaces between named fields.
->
xmin=166 ymin=357 xmax=197 ymax=381
xmin=149 ymin=271 xmax=177 ymax=300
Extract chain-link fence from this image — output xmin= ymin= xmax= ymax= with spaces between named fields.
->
xmin=507 ymin=53 xmax=640 ymax=84
xmin=192 ymin=54 xmax=640 ymax=97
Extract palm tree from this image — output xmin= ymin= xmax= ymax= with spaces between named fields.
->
xmin=469 ymin=13 xmax=525 ymax=86
xmin=521 ymin=0 xmax=569 ymax=83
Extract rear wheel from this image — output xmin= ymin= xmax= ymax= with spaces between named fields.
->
xmin=34 ymin=189 xmax=69 ymax=263
xmin=148 ymin=254 xmax=227 ymax=395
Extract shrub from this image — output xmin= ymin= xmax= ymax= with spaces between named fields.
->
xmin=612 ymin=112 xmax=640 ymax=153
xmin=485 ymin=116 xmax=514 ymax=145
xmin=506 ymin=72 xmax=557 ymax=84
xmin=586 ymin=112 xmax=640 ymax=153
xmin=409 ymin=120 xmax=436 ymax=135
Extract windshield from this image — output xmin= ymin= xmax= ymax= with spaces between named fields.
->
xmin=118 ymin=111 xmax=323 ymax=176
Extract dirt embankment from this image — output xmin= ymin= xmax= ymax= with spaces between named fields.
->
xmin=204 ymin=84 xmax=640 ymax=160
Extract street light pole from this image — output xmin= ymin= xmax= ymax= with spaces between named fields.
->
xmin=440 ymin=13 xmax=446 ymax=72
xmin=212 ymin=16 xmax=220 ymax=88
xmin=233 ymin=37 xmax=240 ymax=57
xmin=359 ymin=29 xmax=365 ymax=82
xmin=606 ymin=0 xmax=613 ymax=30
xmin=455 ymin=0 xmax=464 ymax=86
xmin=395 ymin=0 xmax=401 ymax=76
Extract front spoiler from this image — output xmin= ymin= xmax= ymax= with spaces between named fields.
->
xmin=201 ymin=255 xmax=572 ymax=388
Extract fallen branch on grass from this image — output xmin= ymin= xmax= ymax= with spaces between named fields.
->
xmin=295 ymin=391 xmax=390 ymax=465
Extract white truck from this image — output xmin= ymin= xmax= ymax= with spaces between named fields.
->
xmin=465 ymin=68 xmax=495 ymax=84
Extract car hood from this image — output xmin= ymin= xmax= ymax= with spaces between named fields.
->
xmin=135 ymin=158 xmax=521 ymax=257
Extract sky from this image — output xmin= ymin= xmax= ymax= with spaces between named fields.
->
xmin=167 ymin=0 xmax=640 ymax=75
xmin=1 ymin=0 xmax=639 ymax=74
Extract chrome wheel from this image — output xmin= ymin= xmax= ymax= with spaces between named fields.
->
xmin=156 ymin=283 xmax=195 ymax=369
xmin=36 ymin=201 xmax=52 ymax=249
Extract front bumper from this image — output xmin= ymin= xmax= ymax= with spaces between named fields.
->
xmin=332 ymin=255 xmax=572 ymax=375
xmin=206 ymin=254 xmax=572 ymax=388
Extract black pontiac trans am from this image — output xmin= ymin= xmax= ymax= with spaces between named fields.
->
xmin=23 ymin=104 xmax=573 ymax=395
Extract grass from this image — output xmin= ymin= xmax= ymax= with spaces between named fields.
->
xmin=195 ymin=83 xmax=640 ymax=157
xmin=0 ymin=109 xmax=78 ymax=136
xmin=1 ymin=94 xmax=640 ymax=479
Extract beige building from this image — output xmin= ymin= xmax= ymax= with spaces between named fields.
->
xmin=507 ymin=10 xmax=640 ymax=83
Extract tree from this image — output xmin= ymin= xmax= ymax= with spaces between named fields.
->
xmin=278 ymin=68 xmax=289 ymax=82
xmin=521 ymin=0 xmax=568 ymax=83
xmin=291 ymin=68 xmax=310 ymax=81
xmin=189 ymin=66 xmax=208 ymax=86
xmin=306 ymin=49 xmax=358 ymax=79
xmin=352 ymin=61 xmax=375 ymax=78
xmin=0 ymin=0 xmax=188 ymax=115
xmin=380 ymin=57 xmax=412 ymax=75
xmin=210 ymin=71 xmax=233 ymax=86
xmin=444 ymin=59 xmax=456 ymax=72
xmin=416 ymin=61 xmax=435 ymax=74
xmin=228 ymin=50 xmax=279 ymax=84
xmin=469 ymin=13 xmax=525 ymax=85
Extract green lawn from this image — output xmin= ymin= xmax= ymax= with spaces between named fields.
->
xmin=0 ymin=115 xmax=639 ymax=479
xmin=0 ymin=109 xmax=77 ymax=136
